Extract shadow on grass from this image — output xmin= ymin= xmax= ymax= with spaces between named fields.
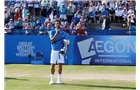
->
xmin=62 ymin=83 xmax=136 ymax=90
xmin=5 ymin=77 xmax=29 ymax=81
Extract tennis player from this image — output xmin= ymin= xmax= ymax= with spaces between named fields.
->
xmin=49 ymin=20 xmax=69 ymax=84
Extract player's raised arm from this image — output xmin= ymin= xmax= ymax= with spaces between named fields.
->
xmin=50 ymin=30 xmax=58 ymax=43
xmin=49 ymin=20 xmax=61 ymax=43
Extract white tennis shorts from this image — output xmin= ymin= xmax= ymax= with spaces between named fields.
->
xmin=50 ymin=49 xmax=64 ymax=64
xmin=60 ymin=14 xmax=67 ymax=20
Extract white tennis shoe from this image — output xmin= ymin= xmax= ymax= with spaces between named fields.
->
xmin=49 ymin=81 xmax=54 ymax=85
xmin=57 ymin=80 xmax=63 ymax=84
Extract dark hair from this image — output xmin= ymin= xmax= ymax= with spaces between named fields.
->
xmin=55 ymin=20 xmax=61 ymax=24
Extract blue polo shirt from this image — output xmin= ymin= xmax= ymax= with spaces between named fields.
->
xmin=101 ymin=9 xmax=109 ymax=15
xmin=59 ymin=6 xmax=67 ymax=14
xmin=49 ymin=30 xmax=67 ymax=51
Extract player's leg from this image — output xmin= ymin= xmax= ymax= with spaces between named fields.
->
xmin=58 ymin=63 xmax=62 ymax=74
xmin=57 ymin=63 xmax=62 ymax=84
xmin=50 ymin=63 xmax=55 ymax=84
xmin=57 ymin=53 xmax=64 ymax=84
xmin=49 ymin=50 xmax=59 ymax=84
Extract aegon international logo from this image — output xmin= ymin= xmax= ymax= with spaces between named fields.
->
xmin=16 ymin=42 xmax=35 ymax=57
xmin=77 ymin=36 xmax=136 ymax=64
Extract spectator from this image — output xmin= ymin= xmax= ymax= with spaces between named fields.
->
xmin=22 ymin=5 xmax=29 ymax=20
xmin=134 ymin=5 xmax=136 ymax=15
xmin=37 ymin=15 xmax=46 ymax=25
xmin=4 ymin=6 xmax=10 ymax=24
xmin=127 ymin=10 xmax=135 ymax=20
xmin=39 ymin=23 xmax=47 ymax=30
xmin=41 ymin=0 xmax=48 ymax=17
xmin=88 ymin=12 xmax=95 ymax=23
xmin=95 ymin=8 xmax=102 ymax=23
xmin=80 ymin=15 xmax=86 ymax=25
xmin=72 ymin=14 xmax=80 ymax=25
xmin=122 ymin=7 xmax=128 ymax=19
xmin=52 ymin=15 xmax=58 ymax=25
xmin=76 ymin=5 xmax=82 ymax=14
xmin=50 ymin=0 xmax=57 ymax=9
xmin=26 ymin=13 xmax=33 ymax=22
xmin=128 ymin=7 xmax=134 ymax=15
xmin=69 ymin=1 xmax=76 ymax=13
xmin=28 ymin=1 xmax=34 ymax=16
xmin=44 ymin=18 xmax=52 ymax=27
xmin=26 ymin=23 xmax=33 ymax=35
xmin=10 ymin=3 xmax=15 ymax=21
xmin=46 ymin=23 xmax=54 ymax=34
xmin=29 ymin=19 xmax=36 ymax=29
xmin=38 ymin=23 xmax=46 ymax=35
xmin=77 ymin=0 xmax=84 ymax=9
xmin=14 ymin=8 xmax=21 ymax=21
xmin=102 ymin=15 xmax=111 ymax=30
xmin=114 ymin=1 xmax=121 ymax=10
xmin=57 ymin=0 xmax=64 ymax=7
xmin=35 ymin=20 xmax=42 ymax=29
xmin=4 ymin=23 xmax=12 ymax=35
xmin=91 ymin=0 xmax=97 ymax=6
xmin=122 ymin=15 xmax=127 ymax=28
xmin=120 ymin=3 xmax=126 ymax=10
xmin=70 ymin=21 xmax=76 ymax=35
xmin=96 ymin=2 xmax=103 ymax=11
xmin=3 ymin=0 xmax=137 ymax=34
xmin=19 ymin=3 xmax=23 ymax=13
xmin=62 ymin=21 xmax=70 ymax=34
xmin=108 ymin=8 xmax=115 ymax=23
xmin=75 ymin=10 xmax=81 ymax=18
xmin=14 ymin=0 xmax=20 ymax=8
xmin=84 ymin=0 xmax=90 ymax=7
xmin=15 ymin=18 xmax=23 ymax=29
xmin=102 ymin=0 xmax=108 ymax=6
xmin=101 ymin=7 xmax=109 ymax=16
xmin=109 ymin=0 xmax=115 ymax=9
xmin=67 ymin=4 xmax=75 ymax=23
xmin=8 ymin=19 xmax=15 ymax=29
xmin=127 ymin=15 xmax=131 ymax=28
xmin=7 ymin=4 xmax=11 ymax=16
xmin=127 ymin=0 xmax=134 ymax=9
xmin=59 ymin=3 xmax=67 ymax=21
xmin=129 ymin=15 xmax=136 ymax=25
xmin=20 ymin=0 xmax=27 ymax=7
xmin=22 ymin=18 xmax=29 ymax=29
xmin=32 ymin=14 xmax=37 ymax=22
xmin=115 ymin=7 xmax=123 ymax=23
xmin=121 ymin=0 xmax=127 ymax=7
xmin=34 ymin=0 xmax=41 ymax=16
xmin=41 ymin=0 xmax=48 ymax=7
xmin=88 ymin=3 xmax=96 ymax=14
xmin=46 ymin=3 xmax=53 ymax=18
xmin=76 ymin=22 xmax=85 ymax=35
xmin=88 ymin=3 xmax=96 ymax=23
xmin=82 ymin=7 xmax=88 ymax=16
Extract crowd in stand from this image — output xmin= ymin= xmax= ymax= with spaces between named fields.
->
xmin=4 ymin=0 xmax=136 ymax=35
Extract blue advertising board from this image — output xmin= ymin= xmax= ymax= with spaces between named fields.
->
xmin=5 ymin=35 xmax=136 ymax=66
xmin=73 ymin=36 xmax=136 ymax=65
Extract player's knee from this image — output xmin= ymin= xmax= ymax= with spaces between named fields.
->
xmin=58 ymin=64 xmax=62 ymax=69
xmin=51 ymin=64 xmax=55 ymax=68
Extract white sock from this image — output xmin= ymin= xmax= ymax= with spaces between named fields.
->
xmin=58 ymin=74 xmax=61 ymax=81
xmin=50 ymin=74 xmax=54 ymax=82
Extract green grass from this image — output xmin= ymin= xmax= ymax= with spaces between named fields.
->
xmin=5 ymin=64 xmax=136 ymax=90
